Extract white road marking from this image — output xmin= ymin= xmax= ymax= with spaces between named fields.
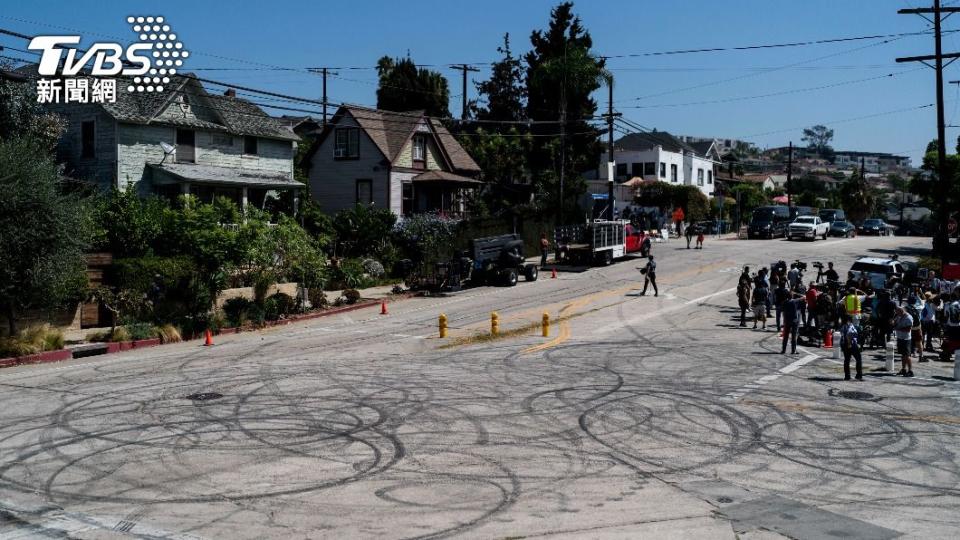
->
xmin=685 ymin=287 xmax=738 ymax=306
xmin=725 ymin=347 xmax=821 ymax=400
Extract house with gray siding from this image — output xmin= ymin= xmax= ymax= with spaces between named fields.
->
xmin=305 ymin=105 xmax=482 ymax=217
xmin=48 ymin=73 xmax=302 ymax=211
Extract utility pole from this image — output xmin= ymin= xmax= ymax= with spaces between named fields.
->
xmin=897 ymin=0 xmax=960 ymax=255
xmin=453 ymin=64 xmax=480 ymax=120
xmin=308 ymin=68 xmax=338 ymax=126
xmin=601 ymin=76 xmax=622 ymax=221
xmin=786 ymin=141 xmax=793 ymax=208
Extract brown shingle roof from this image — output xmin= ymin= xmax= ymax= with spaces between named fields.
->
xmin=429 ymin=119 xmax=481 ymax=173
xmin=342 ymin=105 xmax=424 ymax=162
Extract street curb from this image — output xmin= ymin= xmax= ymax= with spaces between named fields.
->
xmin=0 ymin=297 xmax=391 ymax=370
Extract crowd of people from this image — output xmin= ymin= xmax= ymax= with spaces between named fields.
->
xmin=736 ymin=258 xmax=960 ymax=379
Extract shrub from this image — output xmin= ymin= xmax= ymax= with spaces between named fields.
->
xmin=263 ymin=297 xmax=280 ymax=321
xmin=156 ymin=324 xmax=182 ymax=343
xmin=362 ymin=259 xmax=385 ymax=279
xmin=332 ymin=296 xmax=345 ymax=307
xmin=343 ymin=289 xmax=361 ymax=305
xmin=109 ymin=327 xmax=131 ymax=342
xmin=222 ymin=297 xmax=252 ymax=328
xmin=268 ymin=292 xmax=294 ymax=317
xmin=125 ymin=322 xmax=157 ymax=341
xmin=308 ymin=288 xmax=328 ymax=309
xmin=331 ymin=258 xmax=371 ymax=290
xmin=247 ymin=303 xmax=266 ymax=326
xmin=0 ymin=324 xmax=64 ymax=357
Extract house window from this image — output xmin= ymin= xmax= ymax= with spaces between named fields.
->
xmin=697 ymin=168 xmax=704 ymax=186
xmin=659 ymin=162 xmax=666 ymax=178
xmin=81 ymin=120 xmax=95 ymax=158
xmin=402 ymin=182 xmax=414 ymax=216
xmin=631 ymin=163 xmax=642 ymax=177
xmin=616 ymin=163 xmax=627 ymax=177
xmin=243 ymin=135 xmax=258 ymax=155
xmin=356 ymin=179 xmax=372 ymax=205
xmin=412 ymin=135 xmax=426 ymax=162
xmin=644 ymin=162 xmax=656 ymax=176
xmin=176 ymin=129 xmax=195 ymax=163
xmin=335 ymin=128 xmax=359 ymax=159
xmin=707 ymin=170 xmax=713 ymax=184
xmin=670 ymin=164 xmax=678 ymax=183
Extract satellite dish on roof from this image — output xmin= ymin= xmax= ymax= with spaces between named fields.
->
xmin=159 ymin=141 xmax=176 ymax=165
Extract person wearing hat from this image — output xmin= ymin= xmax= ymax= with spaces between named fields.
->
xmin=639 ymin=255 xmax=658 ymax=297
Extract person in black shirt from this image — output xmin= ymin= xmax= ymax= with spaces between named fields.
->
xmin=639 ymin=255 xmax=658 ymax=297
xmin=824 ymin=262 xmax=839 ymax=284
xmin=781 ymin=292 xmax=803 ymax=354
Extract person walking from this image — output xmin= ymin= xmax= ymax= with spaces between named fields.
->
xmin=685 ymin=225 xmax=694 ymax=249
xmin=781 ymin=292 xmax=802 ymax=354
xmin=539 ymin=232 xmax=550 ymax=267
xmin=695 ymin=227 xmax=705 ymax=249
xmin=839 ymin=315 xmax=863 ymax=380
xmin=894 ymin=306 xmax=914 ymax=377
xmin=639 ymin=255 xmax=658 ymax=297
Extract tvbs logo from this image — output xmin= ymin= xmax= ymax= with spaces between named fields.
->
xmin=28 ymin=16 xmax=189 ymax=103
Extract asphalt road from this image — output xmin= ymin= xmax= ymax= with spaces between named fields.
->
xmin=1 ymin=234 xmax=957 ymax=539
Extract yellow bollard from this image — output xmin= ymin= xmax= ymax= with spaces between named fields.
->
xmin=542 ymin=312 xmax=550 ymax=337
xmin=439 ymin=313 xmax=448 ymax=338
xmin=491 ymin=312 xmax=500 ymax=336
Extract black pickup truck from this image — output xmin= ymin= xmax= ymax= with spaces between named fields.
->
xmin=401 ymin=234 xmax=538 ymax=291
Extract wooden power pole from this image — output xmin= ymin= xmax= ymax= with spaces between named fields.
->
xmin=453 ymin=64 xmax=480 ymax=120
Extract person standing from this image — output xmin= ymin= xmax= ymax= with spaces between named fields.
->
xmin=921 ymin=291 xmax=937 ymax=350
xmin=843 ymin=287 xmax=863 ymax=327
xmin=685 ymin=225 xmax=694 ymax=249
xmin=695 ymin=227 xmax=705 ymax=249
xmin=805 ymin=283 xmax=819 ymax=333
xmin=639 ymin=255 xmax=658 ymax=297
xmin=840 ymin=315 xmax=863 ymax=380
xmin=894 ymin=306 xmax=914 ymax=377
xmin=824 ymin=262 xmax=839 ymax=284
xmin=752 ymin=281 xmax=769 ymax=330
xmin=539 ymin=232 xmax=550 ymax=267
xmin=773 ymin=281 xmax=789 ymax=332
xmin=781 ymin=292 xmax=802 ymax=354
xmin=737 ymin=280 xmax=751 ymax=327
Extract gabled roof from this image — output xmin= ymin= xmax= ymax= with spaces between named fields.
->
xmin=614 ymin=131 xmax=698 ymax=155
xmin=18 ymin=64 xmax=298 ymax=141
xmin=311 ymin=104 xmax=481 ymax=173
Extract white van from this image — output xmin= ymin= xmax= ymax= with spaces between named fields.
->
xmin=849 ymin=257 xmax=904 ymax=290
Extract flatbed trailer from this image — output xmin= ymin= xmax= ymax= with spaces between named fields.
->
xmin=555 ymin=220 xmax=646 ymax=266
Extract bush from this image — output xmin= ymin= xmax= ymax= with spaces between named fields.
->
xmin=330 ymin=258 xmax=371 ymax=290
xmin=308 ymin=288 xmax=328 ymax=309
xmin=247 ymin=303 xmax=266 ymax=326
xmin=156 ymin=324 xmax=182 ymax=343
xmin=222 ymin=297 xmax=252 ymax=328
xmin=343 ymin=289 xmax=361 ymax=305
xmin=125 ymin=322 xmax=157 ymax=341
xmin=0 ymin=324 xmax=64 ymax=357
xmin=268 ymin=292 xmax=294 ymax=317
xmin=333 ymin=204 xmax=397 ymax=258
xmin=263 ymin=297 xmax=280 ymax=321
xmin=362 ymin=259 xmax=385 ymax=279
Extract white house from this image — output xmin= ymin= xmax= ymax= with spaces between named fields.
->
xmin=590 ymin=131 xmax=718 ymax=208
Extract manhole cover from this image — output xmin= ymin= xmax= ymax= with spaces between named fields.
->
xmin=185 ymin=392 xmax=223 ymax=401
xmin=837 ymin=391 xmax=875 ymax=401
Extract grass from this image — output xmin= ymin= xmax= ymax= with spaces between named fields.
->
xmin=0 ymin=324 xmax=65 ymax=358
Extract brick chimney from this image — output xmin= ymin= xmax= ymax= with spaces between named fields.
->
xmin=224 ymin=88 xmax=236 ymax=97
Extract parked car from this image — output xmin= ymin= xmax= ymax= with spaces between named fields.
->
xmin=819 ymin=208 xmax=847 ymax=225
xmin=748 ymin=205 xmax=790 ymax=239
xmin=829 ymin=220 xmax=857 ymax=237
xmin=849 ymin=257 xmax=904 ymax=290
xmin=858 ymin=218 xmax=891 ymax=236
xmin=787 ymin=215 xmax=829 ymax=241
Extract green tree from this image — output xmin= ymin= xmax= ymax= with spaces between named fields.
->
xmin=0 ymin=61 xmax=66 ymax=150
xmin=801 ymin=125 xmax=835 ymax=161
xmin=376 ymin=56 xmax=451 ymax=118
xmin=473 ymin=33 xmax=526 ymax=125
xmin=729 ymin=184 xmax=767 ymax=226
xmin=98 ymin=188 xmax=168 ymax=257
xmin=332 ymin=204 xmax=398 ymax=258
xmin=525 ymin=2 xmax=606 ymax=221
xmin=458 ymin=127 xmax=533 ymax=215
xmin=840 ymin=167 xmax=876 ymax=225
xmin=0 ymin=137 xmax=96 ymax=334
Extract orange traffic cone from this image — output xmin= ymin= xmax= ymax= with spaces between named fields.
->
xmin=381 ymin=299 xmax=388 ymax=315
xmin=551 ymin=268 xmax=558 ymax=279
xmin=204 ymin=329 xmax=214 ymax=346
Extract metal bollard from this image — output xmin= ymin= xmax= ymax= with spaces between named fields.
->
xmin=491 ymin=312 xmax=500 ymax=336
xmin=438 ymin=313 xmax=448 ymax=338
xmin=542 ymin=312 xmax=550 ymax=337
xmin=954 ymin=349 xmax=960 ymax=381
xmin=832 ymin=331 xmax=841 ymax=360
xmin=885 ymin=341 xmax=895 ymax=372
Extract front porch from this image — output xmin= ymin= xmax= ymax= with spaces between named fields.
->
xmin=407 ymin=170 xmax=482 ymax=218
xmin=148 ymin=163 xmax=303 ymax=215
